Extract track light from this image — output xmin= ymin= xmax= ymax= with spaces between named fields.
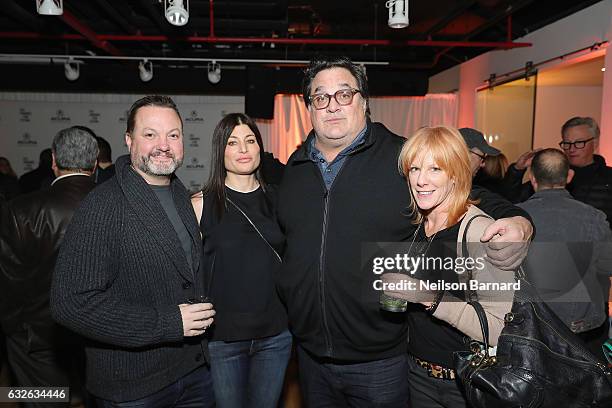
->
xmin=64 ymin=58 xmax=79 ymax=81
xmin=386 ymin=0 xmax=409 ymax=29
xmin=37 ymin=0 xmax=63 ymax=15
xmin=207 ymin=61 xmax=221 ymax=84
xmin=165 ymin=0 xmax=189 ymax=26
xmin=139 ymin=59 xmax=153 ymax=82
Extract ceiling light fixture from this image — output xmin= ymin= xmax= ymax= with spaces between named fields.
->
xmin=165 ymin=0 xmax=189 ymax=27
xmin=386 ymin=0 xmax=409 ymax=29
xmin=64 ymin=58 xmax=79 ymax=81
xmin=207 ymin=61 xmax=221 ymax=84
xmin=37 ymin=0 xmax=63 ymax=15
xmin=139 ymin=59 xmax=153 ymax=82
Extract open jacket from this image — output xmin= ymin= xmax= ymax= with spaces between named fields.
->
xmin=277 ymin=121 xmax=529 ymax=362
xmin=51 ymin=155 xmax=207 ymax=402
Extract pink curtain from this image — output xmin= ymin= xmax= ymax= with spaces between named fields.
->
xmin=256 ymin=93 xmax=457 ymax=163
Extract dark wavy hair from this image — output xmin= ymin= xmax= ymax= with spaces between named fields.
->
xmin=302 ymin=55 xmax=370 ymax=115
xmin=203 ymin=113 xmax=266 ymax=218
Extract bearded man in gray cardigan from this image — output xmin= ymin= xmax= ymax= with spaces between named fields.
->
xmin=51 ymin=95 xmax=215 ymax=407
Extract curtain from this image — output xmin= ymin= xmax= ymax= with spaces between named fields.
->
xmin=257 ymin=93 xmax=458 ymax=163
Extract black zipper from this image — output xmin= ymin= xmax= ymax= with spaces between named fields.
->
xmin=315 ymin=155 xmax=354 ymax=358
xmin=319 ymin=190 xmax=333 ymax=357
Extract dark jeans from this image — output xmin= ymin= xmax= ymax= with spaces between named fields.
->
xmin=208 ymin=329 xmax=292 ymax=408
xmin=407 ymin=356 xmax=469 ymax=408
xmin=95 ymin=365 xmax=214 ymax=408
xmin=297 ymin=346 xmax=409 ymax=408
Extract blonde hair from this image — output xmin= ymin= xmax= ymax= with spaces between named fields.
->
xmin=398 ymin=126 xmax=477 ymax=226
xmin=483 ymin=153 xmax=508 ymax=179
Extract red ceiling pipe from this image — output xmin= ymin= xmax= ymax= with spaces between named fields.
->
xmin=0 ymin=31 xmax=531 ymax=49
xmin=59 ymin=10 xmax=123 ymax=56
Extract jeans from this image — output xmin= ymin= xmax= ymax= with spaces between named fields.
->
xmin=95 ymin=365 xmax=214 ymax=408
xmin=297 ymin=346 xmax=410 ymax=408
xmin=208 ymin=329 xmax=292 ymax=408
xmin=407 ymin=356 xmax=469 ymax=408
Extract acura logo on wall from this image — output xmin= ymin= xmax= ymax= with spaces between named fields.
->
xmin=22 ymin=157 xmax=35 ymax=172
xmin=186 ymin=157 xmax=205 ymax=169
xmin=118 ymin=110 xmax=129 ymax=123
xmin=17 ymin=132 xmax=37 ymax=146
xmin=185 ymin=110 xmax=204 ymax=122
xmin=188 ymin=133 xmax=200 ymax=147
xmin=19 ymin=108 xmax=32 ymax=122
xmin=89 ymin=109 xmax=101 ymax=123
xmin=51 ymin=109 xmax=71 ymax=122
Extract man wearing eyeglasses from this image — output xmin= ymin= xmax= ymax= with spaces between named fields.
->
xmin=505 ymin=117 xmax=612 ymax=228
xmin=276 ymin=55 xmax=534 ymax=407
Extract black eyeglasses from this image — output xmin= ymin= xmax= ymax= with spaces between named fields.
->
xmin=470 ymin=150 xmax=486 ymax=160
xmin=309 ymin=89 xmax=361 ymax=110
xmin=559 ymin=138 xmax=594 ymax=150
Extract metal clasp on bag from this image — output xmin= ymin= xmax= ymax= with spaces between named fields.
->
xmin=469 ymin=342 xmax=497 ymax=368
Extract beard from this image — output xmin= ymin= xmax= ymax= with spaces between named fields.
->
xmin=134 ymin=150 xmax=183 ymax=176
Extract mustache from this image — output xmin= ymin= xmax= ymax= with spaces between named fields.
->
xmin=149 ymin=150 xmax=175 ymax=158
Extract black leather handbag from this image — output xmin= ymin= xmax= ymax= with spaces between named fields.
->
xmin=454 ymin=274 xmax=612 ymax=408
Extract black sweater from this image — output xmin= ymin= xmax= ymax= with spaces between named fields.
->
xmin=277 ymin=121 xmax=530 ymax=362
xmin=51 ymin=155 xmax=207 ymax=402
xmin=201 ymin=186 xmax=287 ymax=342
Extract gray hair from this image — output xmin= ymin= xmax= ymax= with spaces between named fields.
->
xmin=52 ymin=126 xmax=99 ymax=171
xmin=561 ymin=116 xmax=600 ymax=139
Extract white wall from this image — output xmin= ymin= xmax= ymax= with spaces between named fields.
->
xmin=428 ymin=0 xmax=612 ymax=130
xmin=533 ymin=85 xmax=603 ymax=149
xmin=0 ymin=92 xmax=244 ymax=191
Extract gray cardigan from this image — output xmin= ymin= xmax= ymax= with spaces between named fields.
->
xmin=51 ymin=155 xmax=207 ymax=402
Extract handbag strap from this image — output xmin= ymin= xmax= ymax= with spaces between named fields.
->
xmin=467 ymin=300 xmax=490 ymax=352
xmin=461 ymin=213 xmax=493 ymax=353
xmin=460 ymin=214 xmax=491 ymax=303
xmin=226 ymin=196 xmax=282 ymax=263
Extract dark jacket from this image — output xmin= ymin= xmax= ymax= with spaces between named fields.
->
xmin=504 ymin=155 xmax=612 ymax=227
xmin=277 ymin=121 xmax=530 ymax=362
xmin=518 ymin=189 xmax=612 ymax=333
xmin=50 ymin=155 xmax=207 ymax=402
xmin=18 ymin=166 xmax=55 ymax=194
xmin=0 ymin=174 xmax=95 ymax=335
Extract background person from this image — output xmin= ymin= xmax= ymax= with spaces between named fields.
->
xmin=518 ymin=148 xmax=612 ymax=359
xmin=0 ymin=126 xmax=98 ymax=408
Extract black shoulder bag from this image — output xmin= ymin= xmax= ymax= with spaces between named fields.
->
xmin=454 ymin=218 xmax=612 ymax=407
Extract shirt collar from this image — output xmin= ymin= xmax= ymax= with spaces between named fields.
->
xmin=309 ymin=124 xmax=368 ymax=163
xmin=51 ymin=172 xmax=91 ymax=186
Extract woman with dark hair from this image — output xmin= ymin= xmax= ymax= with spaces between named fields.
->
xmin=191 ymin=113 xmax=290 ymax=408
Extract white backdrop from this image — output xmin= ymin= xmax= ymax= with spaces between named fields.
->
xmin=0 ymin=92 xmax=457 ymax=189
xmin=0 ymin=92 xmax=244 ymax=191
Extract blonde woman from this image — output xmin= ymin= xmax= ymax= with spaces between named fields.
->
xmin=382 ymin=126 xmax=516 ymax=408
